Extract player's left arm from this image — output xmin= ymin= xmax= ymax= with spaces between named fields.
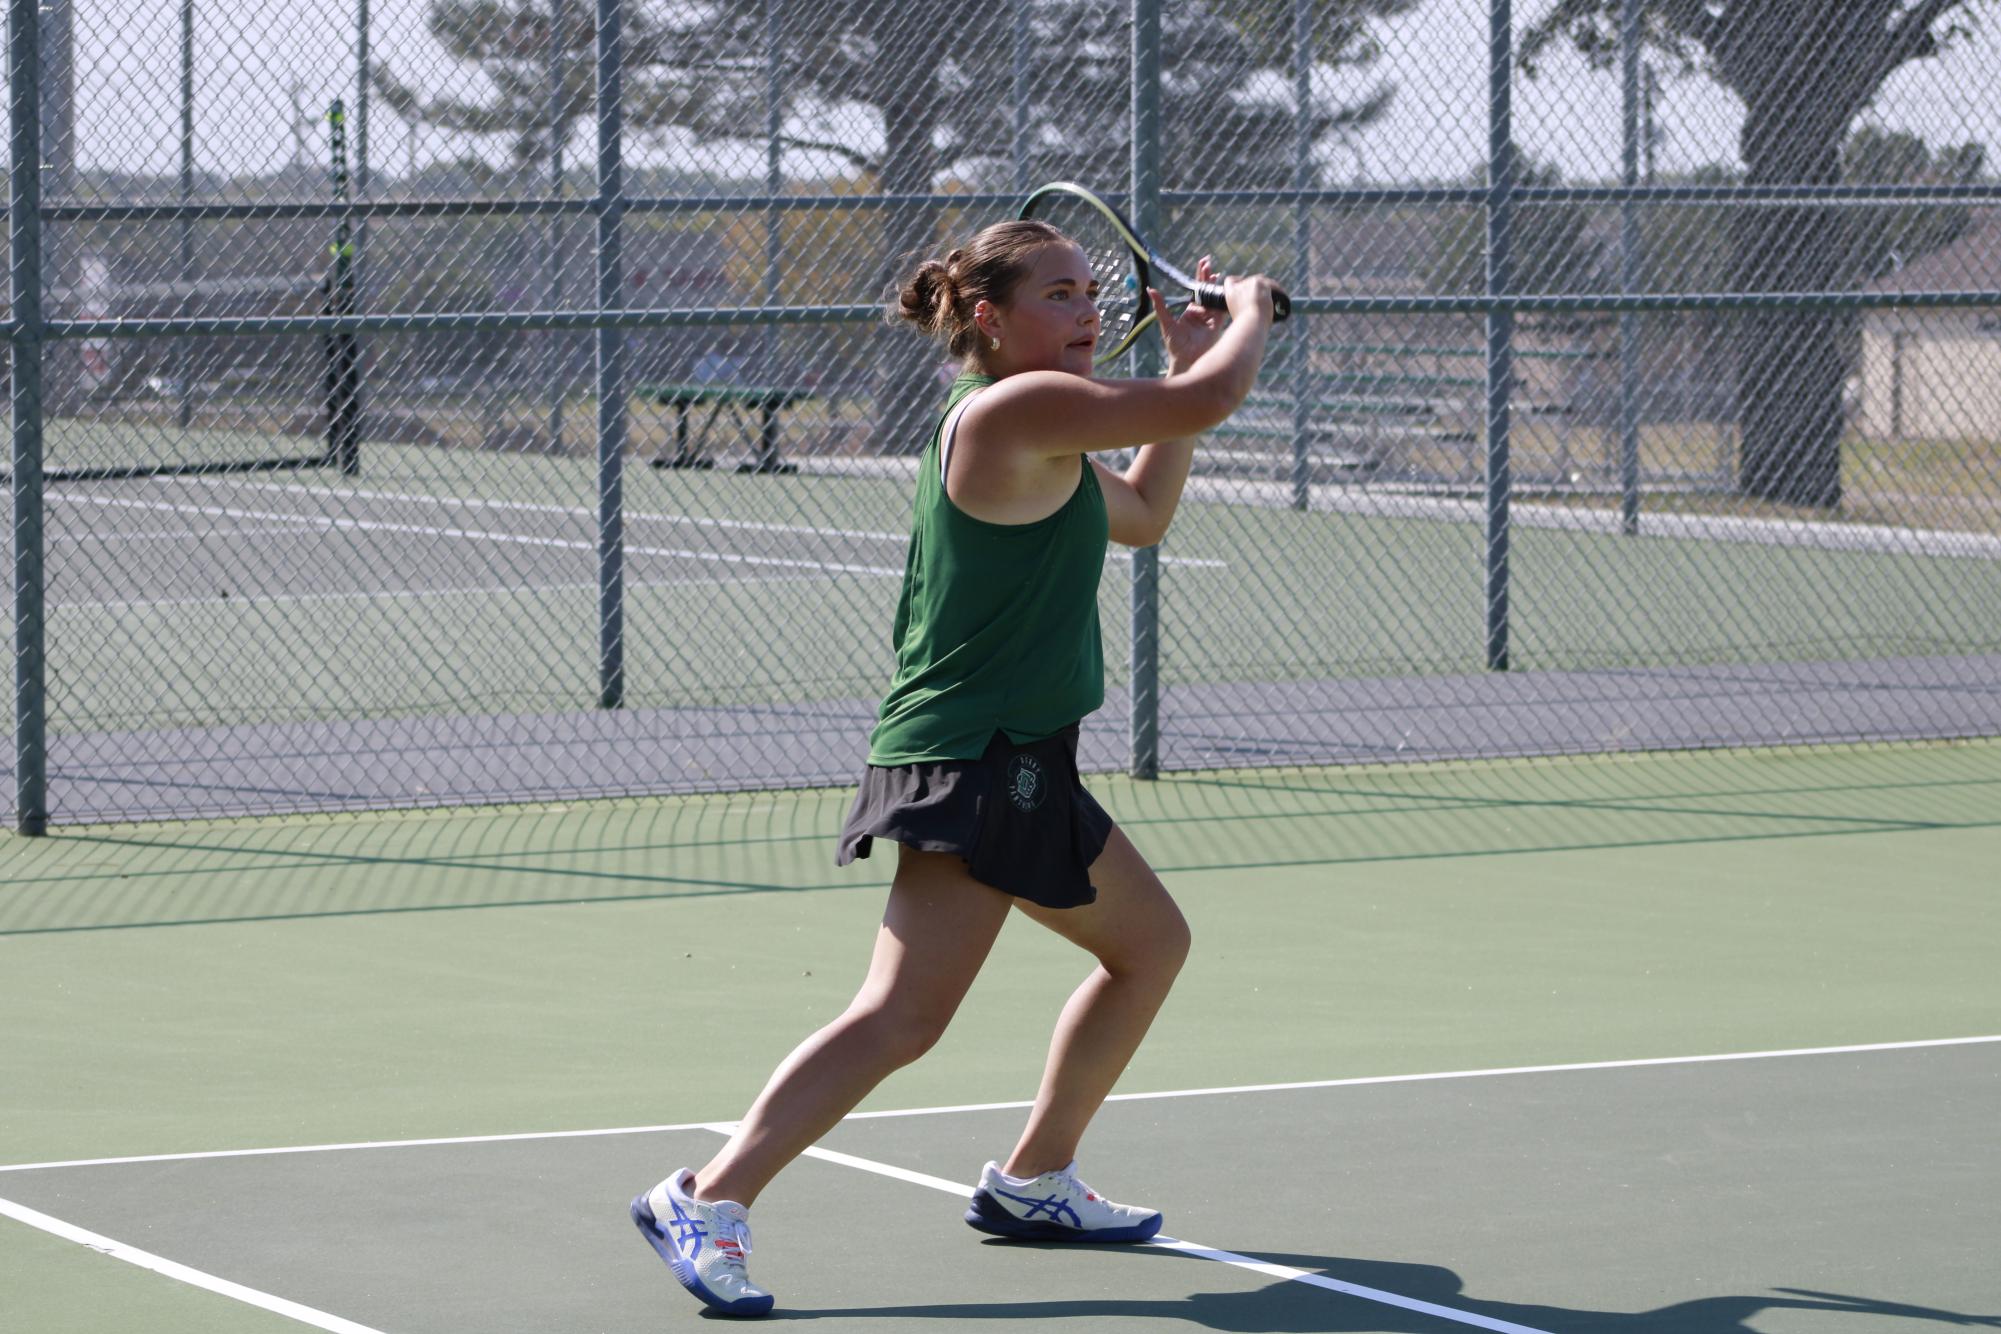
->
xmin=1096 ymin=260 xmax=1230 ymax=549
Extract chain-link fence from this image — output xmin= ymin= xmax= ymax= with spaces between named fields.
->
xmin=7 ymin=0 xmax=2000 ymax=831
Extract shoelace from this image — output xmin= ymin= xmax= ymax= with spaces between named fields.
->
xmin=1049 ymin=1170 xmax=1102 ymax=1205
xmin=712 ymin=1218 xmax=754 ymax=1266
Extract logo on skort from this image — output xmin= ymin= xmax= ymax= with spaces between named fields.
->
xmin=1005 ymin=754 xmax=1046 ymax=812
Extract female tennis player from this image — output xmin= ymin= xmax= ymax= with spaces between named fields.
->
xmin=632 ymin=218 xmax=1276 ymax=1317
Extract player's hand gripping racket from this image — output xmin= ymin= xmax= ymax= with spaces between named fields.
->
xmin=1019 ymin=181 xmax=1290 ymax=366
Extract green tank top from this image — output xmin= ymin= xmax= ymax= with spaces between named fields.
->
xmin=867 ymin=374 xmax=1108 ymax=765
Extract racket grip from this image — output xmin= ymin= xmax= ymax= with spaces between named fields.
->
xmin=1192 ymin=280 xmax=1292 ymax=323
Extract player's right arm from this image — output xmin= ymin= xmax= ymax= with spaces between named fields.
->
xmin=969 ymin=274 xmax=1277 ymax=459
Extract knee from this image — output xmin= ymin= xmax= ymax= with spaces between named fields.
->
xmin=847 ymin=1001 xmax=952 ymax=1070
xmin=1156 ymin=903 xmax=1193 ymax=979
xmin=1107 ymin=892 xmax=1190 ymax=987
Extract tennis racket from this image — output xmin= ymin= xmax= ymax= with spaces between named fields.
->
xmin=1018 ymin=181 xmax=1290 ymax=366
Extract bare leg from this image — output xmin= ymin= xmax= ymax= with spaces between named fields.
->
xmin=693 ymin=846 xmax=1012 ymax=1206
xmin=1001 ymin=826 xmax=1190 ymax=1178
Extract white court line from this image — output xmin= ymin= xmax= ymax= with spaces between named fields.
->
xmin=0 ymin=1120 xmax=727 ymax=1175
xmin=59 ymin=571 xmax=846 ymax=614
xmin=180 ymin=474 xmax=1229 ymax=568
xmin=836 ymin=1032 xmax=2001 ymax=1122
xmin=59 ymin=492 xmax=903 ymax=577
xmin=4 ymin=1034 xmax=1993 ymax=1176
xmin=53 ymin=523 xmax=326 ymax=546
xmin=770 ymin=1137 xmax=1553 ymax=1334
xmin=0 ymin=1140 xmax=1549 ymax=1334
xmin=0 ymin=1195 xmax=390 ymax=1334
xmin=1145 ymin=1237 xmax=1553 ymax=1334
xmin=207 ymin=474 xmax=912 ymax=543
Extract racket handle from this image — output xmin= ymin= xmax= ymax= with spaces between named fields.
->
xmin=1192 ymin=279 xmax=1292 ymax=323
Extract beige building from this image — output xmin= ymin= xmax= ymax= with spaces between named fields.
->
xmin=1858 ymin=212 xmax=2001 ymax=443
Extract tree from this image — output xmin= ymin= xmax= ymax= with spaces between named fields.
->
xmin=962 ymin=2 xmax=1414 ymax=192
xmin=380 ymin=1 xmax=1416 ymax=451
xmin=370 ymin=1 xmax=705 ymax=179
xmin=1843 ymin=125 xmax=1986 ymax=282
xmin=1524 ymin=0 xmax=1992 ymax=509
xmin=1422 ymin=157 xmax=1603 ymax=300
xmin=662 ymin=0 xmax=1418 ymax=451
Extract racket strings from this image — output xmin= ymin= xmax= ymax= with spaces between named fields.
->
xmin=1087 ymin=246 xmax=1139 ymax=332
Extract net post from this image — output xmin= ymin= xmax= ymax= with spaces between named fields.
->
xmin=1127 ymin=0 xmax=1162 ymax=780
xmin=326 ymin=100 xmax=363 ymax=477
xmin=1617 ymin=0 xmax=1642 ymax=536
xmin=1483 ymin=0 xmax=1514 ymax=674
xmin=594 ymin=0 xmax=627 ymax=711
xmin=10 ymin=0 xmax=48 ymax=834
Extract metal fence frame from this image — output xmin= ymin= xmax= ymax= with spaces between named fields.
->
xmin=11 ymin=0 xmax=2001 ymax=833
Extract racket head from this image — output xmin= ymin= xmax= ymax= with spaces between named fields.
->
xmin=1019 ymin=182 xmax=1154 ymax=365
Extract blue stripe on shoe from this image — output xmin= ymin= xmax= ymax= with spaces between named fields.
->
xmin=629 ymin=1193 xmax=775 ymax=1318
xmin=963 ymin=1188 xmax=1163 ymax=1243
xmin=992 ymin=1185 xmax=1083 ymax=1228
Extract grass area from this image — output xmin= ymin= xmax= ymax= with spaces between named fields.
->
xmin=1221 ymin=407 xmax=2001 ymax=536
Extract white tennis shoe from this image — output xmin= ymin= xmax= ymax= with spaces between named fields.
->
xmin=964 ymin=1160 xmax=1163 ymax=1242
xmin=630 ymin=1168 xmax=775 ymax=1317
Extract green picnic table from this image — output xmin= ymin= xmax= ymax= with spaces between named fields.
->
xmin=641 ymin=382 xmax=811 ymax=474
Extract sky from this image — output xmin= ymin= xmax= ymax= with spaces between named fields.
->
xmin=50 ymin=0 xmax=2001 ymax=189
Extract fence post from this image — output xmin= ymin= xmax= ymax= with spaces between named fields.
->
xmin=763 ymin=0 xmax=782 ymax=396
xmin=177 ymin=0 xmax=195 ymax=432
xmin=1484 ymin=0 xmax=1513 ymax=673
xmin=1890 ymin=329 xmax=1907 ymax=440
xmin=1011 ymin=0 xmax=1031 ymax=193
xmin=547 ymin=0 xmax=569 ymax=451
xmin=355 ymin=0 xmax=372 ymax=474
xmin=1129 ymin=0 xmax=1161 ymax=779
xmin=1617 ymin=0 xmax=1642 ymax=535
xmin=10 ymin=0 xmax=47 ymax=834
xmin=595 ymin=0 xmax=627 ymax=709
xmin=357 ymin=0 xmax=371 ymax=233
xmin=1289 ymin=0 xmax=1313 ymax=512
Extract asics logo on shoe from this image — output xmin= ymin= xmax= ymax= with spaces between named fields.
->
xmin=667 ymin=1200 xmax=709 ymax=1254
xmin=993 ymin=1188 xmax=1082 ymax=1228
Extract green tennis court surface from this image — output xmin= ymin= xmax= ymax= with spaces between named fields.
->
xmin=4 ymin=740 xmax=1997 ymax=1331
xmin=40 ymin=441 xmax=2001 ymax=727
xmin=19 ymin=437 xmax=2001 ymax=823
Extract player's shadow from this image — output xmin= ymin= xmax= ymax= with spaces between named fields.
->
xmin=764 ymin=1247 xmax=2001 ymax=1330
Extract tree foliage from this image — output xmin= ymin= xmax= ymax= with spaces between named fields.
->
xmin=1421 ymin=157 xmax=1601 ymax=301
xmin=382 ymin=0 xmax=1424 ymax=451
xmin=370 ymin=1 xmax=709 ymax=176
xmin=1521 ymin=0 xmax=1994 ymax=508
xmin=1843 ymin=125 xmax=1987 ymax=282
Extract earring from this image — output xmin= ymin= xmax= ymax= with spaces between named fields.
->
xmin=990 ymin=337 xmax=1001 ymax=350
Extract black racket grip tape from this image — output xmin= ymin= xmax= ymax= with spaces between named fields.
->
xmin=1192 ymin=279 xmax=1291 ymax=322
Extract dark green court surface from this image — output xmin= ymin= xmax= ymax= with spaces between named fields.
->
xmin=4 ymin=740 xmax=1999 ymax=1331
xmin=3 ymin=1043 xmax=1996 ymax=1331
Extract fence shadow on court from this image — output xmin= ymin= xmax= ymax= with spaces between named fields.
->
xmin=774 ymin=1247 xmax=2001 ymax=1331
